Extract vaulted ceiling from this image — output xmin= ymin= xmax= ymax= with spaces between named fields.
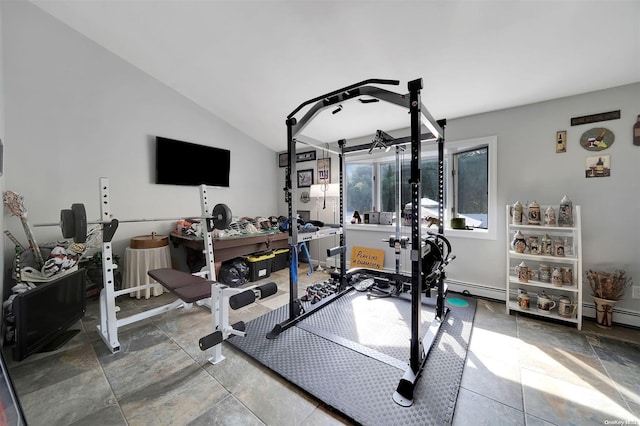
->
xmin=30 ymin=0 xmax=640 ymax=151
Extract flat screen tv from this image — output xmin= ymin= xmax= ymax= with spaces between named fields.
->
xmin=155 ymin=136 xmax=231 ymax=187
xmin=12 ymin=269 xmax=86 ymax=362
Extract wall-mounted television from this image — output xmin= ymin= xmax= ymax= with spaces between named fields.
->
xmin=155 ymin=136 xmax=231 ymax=187
xmin=12 ymin=269 xmax=86 ymax=362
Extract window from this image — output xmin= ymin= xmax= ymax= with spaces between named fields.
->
xmin=346 ymin=163 xmax=373 ymax=214
xmin=453 ymin=147 xmax=488 ymax=228
xmin=345 ymin=136 xmax=497 ymax=240
xmin=378 ymin=157 xmax=447 ymax=218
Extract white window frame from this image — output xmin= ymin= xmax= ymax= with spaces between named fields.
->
xmin=344 ymin=135 xmax=497 ymax=240
xmin=444 ymin=135 xmax=497 ymax=240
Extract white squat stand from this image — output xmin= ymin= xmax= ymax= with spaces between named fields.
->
xmin=97 ymin=181 xmax=217 ymax=353
xmin=95 ymin=180 xmax=276 ymax=364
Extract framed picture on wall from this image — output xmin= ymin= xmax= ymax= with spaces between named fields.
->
xmin=585 ymin=154 xmax=610 ymax=178
xmin=317 ymin=158 xmax=331 ymax=183
xmin=278 ymin=152 xmax=288 ymax=168
xmin=556 ymin=131 xmax=567 ymax=153
xmin=296 ymin=151 xmax=316 ymax=163
xmin=297 ymin=169 xmax=314 ymax=188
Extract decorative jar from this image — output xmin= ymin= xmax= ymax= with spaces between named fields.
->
xmin=558 ymin=195 xmax=573 ymax=227
xmin=511 ymin=231 xmax=527 ymax=253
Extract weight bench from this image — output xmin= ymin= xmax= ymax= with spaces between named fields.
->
xmin=148 ymin=268 xmax=278 ymax=364
xmin=148 ymin=268 xmax=214 ymax=303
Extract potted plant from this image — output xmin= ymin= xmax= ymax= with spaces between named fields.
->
xmin=585 ymin=269 xmax=632 ymax=328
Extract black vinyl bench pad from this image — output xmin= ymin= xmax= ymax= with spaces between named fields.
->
xmin=148 ymin=268 xmax=214 ymax=303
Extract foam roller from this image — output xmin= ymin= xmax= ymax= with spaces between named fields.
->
xmin=229 ymin=290 xmax=256 ymax=310
xmin=257 ymin=282 xmax=277 ymax=299
xmin=199 ymin=331 xmax=223 ymax=351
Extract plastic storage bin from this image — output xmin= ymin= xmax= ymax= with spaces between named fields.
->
xmin=246 ymin=251 xmax=275 ymax=282
xmin=271 ymin=248 xmax=290 ymax=272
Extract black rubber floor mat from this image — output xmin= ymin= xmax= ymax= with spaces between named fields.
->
xmin=228 ymin=290 xmax=476 ymax=426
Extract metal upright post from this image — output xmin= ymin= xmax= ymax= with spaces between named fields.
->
xmin=199 ymin=185 xmax=216 ymax=281
xmin=97 ymin=177 xmax=120 ymax=353
xmin=407 ymin=79 xmax=423 ymax=375
xmin=338 ymin=140 xmax=347 ymax=289
xmin=395 ymin=146 xmax=402 ymax=274
xmin=208 ymin=284 xmax=225 ymax=364
xmin=436 ymin=135 xmax=446 ymax=319
xmin=192 ymin=183 xmax=219 ymax=333
xmin=286 ymin=119 xmax=299 ymax=320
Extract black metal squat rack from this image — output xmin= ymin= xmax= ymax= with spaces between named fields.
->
xmin=268 ymin=78 xmax=449 ymax=407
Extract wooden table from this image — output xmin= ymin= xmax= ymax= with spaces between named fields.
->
xmin=170 ymin=231 xmax=289 ymax=272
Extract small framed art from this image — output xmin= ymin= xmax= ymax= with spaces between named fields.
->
xmin=278 ymin=152 xmax=288 ymax=167
xmin=317 ymin=158 xmax=331 ymax=183
xmin=556 ymin=131 xmax=567 ymax=153
xmin=297 ymin=169 xmax=314 ymax=187
xmin=585 ymin=154 xmax=610 ymax=178
xmin=296 ymin=151 xmax=316 ymax=163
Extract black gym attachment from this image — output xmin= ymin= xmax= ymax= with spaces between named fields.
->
xmin=229 ymin=282 xmax=278 ymax=310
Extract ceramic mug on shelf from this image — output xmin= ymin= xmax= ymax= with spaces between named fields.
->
xmin=542 ymin=234 xmax=553 ymax=256
xmin=511 ymin=201 xmax=523 ymax=225
xmin=511 ymin=230 xmax=527 ymax=253
xmin=554 ymin=238 xmax=565 ymax=257
xmin=528 ymin=235 xmax=540 ymax=255
xmin=558 ymin=296 xmax=577 ymax=318
xmin=527 ymin=201 xmax=541 ymax=225
xmin=558 ymin=195 xmax=573 ymax=227
xmin=518 ymin=289 xmax=530 ymax=310
xmin=551 ymin=267 xmax=563 ymax=287
xmin=516 ymin=261 xmax=534 ymax=283
xmin=561 ymin=266 xmax=573 ymax=285
xmin=544 ymin=206 xmax=557 ymax=226
xmin=537 ymin=291 xmax=556 ymax=313
xmin=538 ymin=264 xmax=551 ymax=283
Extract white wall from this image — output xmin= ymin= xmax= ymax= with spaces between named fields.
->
xmin=1 ymin=1 xmax=279 ymax=293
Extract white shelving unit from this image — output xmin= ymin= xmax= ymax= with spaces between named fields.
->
xmin=505 ymin=204 xmax=583 ymax=329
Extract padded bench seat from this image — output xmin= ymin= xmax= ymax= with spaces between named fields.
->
xmin=148 ymin=268 xmax=214 ymax=303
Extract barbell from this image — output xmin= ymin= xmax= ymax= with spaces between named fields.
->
xmin=59 ymin=202 xmax=233 ymax=243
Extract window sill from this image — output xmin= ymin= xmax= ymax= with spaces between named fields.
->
xmin=345 ymin=223 xmax=496 ymax=240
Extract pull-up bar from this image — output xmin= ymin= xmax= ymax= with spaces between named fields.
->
xmin=287 ymin=78 xmax=444 ymax=145
xmin=287 ymin=78 xmax=399 ymax=119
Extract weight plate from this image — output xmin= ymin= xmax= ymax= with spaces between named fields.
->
xmin=71 ymin=203 xmax=88 ymax=243
xmin=212 ymin=203 xmax=232 ymax=230
xmin=354 ymin=278 xmax=375 ymax=292
xmin=60 ymin=209 xmax=75 ymax=239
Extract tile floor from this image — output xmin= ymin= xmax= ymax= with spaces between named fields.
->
xmin=4 ymin=265 xmax=640 ymax=426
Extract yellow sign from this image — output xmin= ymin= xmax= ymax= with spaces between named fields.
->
xmin=350 ymin=246 xmax=385 ymax=270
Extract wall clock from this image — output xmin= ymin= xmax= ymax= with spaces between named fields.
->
xmin=300 ymin=192 xmax=310 ymax=203
xmin=579 ymin=127 xmax=614 ymax=151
